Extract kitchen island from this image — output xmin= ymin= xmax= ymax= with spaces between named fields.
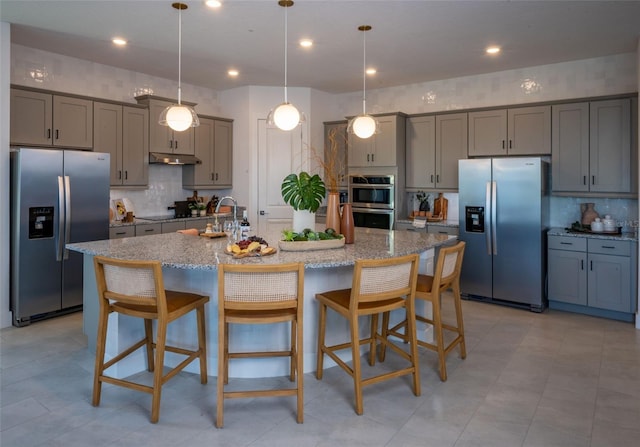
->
xmin=68 ymin=227 xmax=454 ymax=378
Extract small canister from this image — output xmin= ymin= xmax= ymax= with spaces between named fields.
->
xmin=591 ymin=218 xmax=604 ymax=232
xmin=602 ymin=215 xmax=616 ymax=232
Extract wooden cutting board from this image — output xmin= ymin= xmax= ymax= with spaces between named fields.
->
xmin=433 ymin=193 xmax=448 ymax=220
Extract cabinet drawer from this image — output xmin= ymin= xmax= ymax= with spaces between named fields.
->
xmin=588 ymin=239 xmax=631 ymax=256
xmin=109 ymin=226 xmax=135 ymax=239
xmin=427 ymin=225 xmax=459 ymax=236
xmin=548 ymin=235 xmax=586 ymax=251
xmin=135 ymin=223 xmax=162 ymax=236
xmin=162 ymin=221 xmax=186 ymax=233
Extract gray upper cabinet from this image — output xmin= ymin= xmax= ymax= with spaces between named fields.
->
xmin=183 ymin=116 xmax=233 ymax=189
xmin=94 ymin=102 xmax=149 ymax=186
xmin=323 ymin=121 xmax=348 ymax=188
xmin=348 ymin=113 xmax=406 ymax=167
xmin=11 ymin=88 xmax=93 ymax=149
xmin=406 ymin=113 xmax=467 ymax=190
xmin=136 ymin=96 xmax=195 ymax=155
xmin=590 ymin=99 xmax=632 ymax=193
xmin=468 ymin=105 xmax=550 ymax=156
xmin=552 ymin=98 xmax=634 ymax=194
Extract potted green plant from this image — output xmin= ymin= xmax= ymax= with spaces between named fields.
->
xmin=281 ymin=171 xmax=326 ymax=232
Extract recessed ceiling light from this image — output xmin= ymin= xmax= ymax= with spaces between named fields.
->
xmin=205 ymin=0 xmax=222 ymax=8
xmin=486 ymin=46 xmax=501 ymax=55
xmin=366 ymin=68 xmax=376 ymax=75
xmin=228 ymin=69 xmax=239 ymax=77
xmin=299 ymin=39 xmax=313 ymax=48
xmin=112 ymin=37 xmax=128 ymax=46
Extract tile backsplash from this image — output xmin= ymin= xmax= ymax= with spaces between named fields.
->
xmin=110 ymin=165 xmax=231 ymax=218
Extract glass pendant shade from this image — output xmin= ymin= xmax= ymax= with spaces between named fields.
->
xmin=159 ymin=104 xmax=200 ymax=132
xmin=160 ymin=2 xmax=198 ymax=132
xmin=267 ymin=102 xmax=304 ymax=131
xmin=268 ymin=0 xmax=303 ymax=131
xmin=348 ymin=114 xmax=377 ymax=139
xmin=348 ymin=24 xmax=378 ymax=139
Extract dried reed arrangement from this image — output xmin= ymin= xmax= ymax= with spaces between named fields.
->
xmin=310 ymin=127 xmax=346 ymax=193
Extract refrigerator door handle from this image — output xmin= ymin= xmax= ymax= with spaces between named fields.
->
xmin=491 ymin=181 xmax=498 ymax=255
xmin=485 ymin=181 xmax=492 ymax=255
xmin=63 ymin=176 xmax=71 ymax=260
xmin=57 ymin=176 xmax=65 ymax=261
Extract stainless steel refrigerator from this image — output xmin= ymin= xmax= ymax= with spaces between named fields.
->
xmin=458 ymin=157 xmax=549 ymax=312
xmin=10 ymin=148 xmax=110 ymax=326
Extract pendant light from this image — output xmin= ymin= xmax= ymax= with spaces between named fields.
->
xmin=267 ymin=0 xmax=304 ymax=131
xmin=348 ymin=25 xmax=378 ymax=139
xmin=159 ymin=2 xmax=199 ymax=132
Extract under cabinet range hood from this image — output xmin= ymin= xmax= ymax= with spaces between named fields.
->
xmin=149 ymin=152 xmax=201 ymax=165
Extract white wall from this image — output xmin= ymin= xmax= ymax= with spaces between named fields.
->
xmin=1 ymin=23 xmax=11 ymax=328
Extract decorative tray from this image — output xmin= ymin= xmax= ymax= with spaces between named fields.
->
xmin=278 ymin=238 xmax=345 ymax=252
xmin=566 ymin=225 xmax=622 ymax=235
xmin=199 ymin=232 xmax=226 ymax=238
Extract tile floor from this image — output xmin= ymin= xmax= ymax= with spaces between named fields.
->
xmin=1 ymin=297 xmax=639 ymax=447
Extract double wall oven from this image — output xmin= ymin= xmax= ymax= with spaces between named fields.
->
xmin=348 ymin=174 xmax=395 ymax=230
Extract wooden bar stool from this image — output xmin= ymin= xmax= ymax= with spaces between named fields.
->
xmin=315 ymin=253 xmax=420 ymax=415
xmin=382 ymin=241 xmax=466 ymax=381
xmin=216 ymin=262 xmax=305 ymax=428
xmin=92 ymin=256 xmax=209 ymax=423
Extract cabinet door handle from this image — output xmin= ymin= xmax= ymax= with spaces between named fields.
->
xmin=502 ymin=140 xmax=505 ymax=149
xmin=169 ymin=140 xmax=173 ymax=149
xmin=431 ymin=174 xmax=434 ymax=183
xmin=581 ymin=259 xmax=584 ymax=270
xmin=371 ymin=154 xmax=374 ymax=162
xmin=583 ymin=175 xmax=587 ymax=185
xmin=590 ymin=260 xmax=593 ymax=271
xmin=144 ymin=229 xmax=154 ymax=233
xmin=55 ymin=129 xmax=59 ymax=140
xmin=118 ymin=170 xmax=122 ymax=180
xmin=175 ymin=141 xmax=178 ymax=149
xmin=367 ymin=154 xmax=370 ymax=162
xmin=591 ymin=175 xmax=595 ymax=185
xmin=560 ymin=242 xmax=573 ymax=245
xmin=215 ymin=173 xmax=218 ymax=181
xmin=436 ymin=174 xmax=440 ymax=183
xmin=211 ymin=173 xmax=214 ymax=180
xmin=600 ymin=245 xmax=616 ymax=249
xmin=115 ymin=231 xmax=127 ymax=235
xmin=124 ymin=171 xmax=128 ymax=180
xmin=509 ymin=140 xmax=512 ymax=149
xmin=47 ymin=129 xmax=51 ymax=139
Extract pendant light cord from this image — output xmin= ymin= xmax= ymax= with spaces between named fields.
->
xmin=283 ymin=4 xmax=289 ymax=103
xmin=362 ymin=27 xmax=367 ymax=114
xmin=177 ymin=5 xmax=182 ymax=104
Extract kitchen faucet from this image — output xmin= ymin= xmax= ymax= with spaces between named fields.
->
xmin=215 ymin=196 xmax=238 ymax=224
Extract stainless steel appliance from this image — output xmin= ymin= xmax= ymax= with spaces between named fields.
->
xmin=10 ymin=148 xmax=110 ymax=326
xmin=348 ymin=174 xmax=395 ymax=230
xmin=458 ymin=157 xmax=549 ymax=312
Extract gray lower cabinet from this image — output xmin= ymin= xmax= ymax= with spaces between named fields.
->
xmin=427 ymin=225 xmax=459 ymax=236
xmin=395 ymin=221 xmax=422 ymax=232
xmin=109 ymin=226 xmax=135 ymax=239
xmin=548 ymin=234 xmax=637 ymax=320
xmin=135 ymin=223 xmax=162 ymax=237
xmin=161 ymin=221 xmax=186 ymax=233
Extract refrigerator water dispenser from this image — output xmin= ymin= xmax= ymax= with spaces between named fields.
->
xmin=465 ymin=206 xmax=484 ymax=233
xmin=29 ymin=207 xmax=54 ymax=239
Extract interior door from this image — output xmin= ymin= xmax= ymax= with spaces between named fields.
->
xmin=257 ymin=119 xmax=304 ymax=234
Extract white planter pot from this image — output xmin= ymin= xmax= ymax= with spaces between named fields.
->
xmin=292 ymin=209 xmax=316 ymax=233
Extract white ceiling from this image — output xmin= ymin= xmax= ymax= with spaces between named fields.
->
xmin=2 ymin=0 xmax=639 ymax=94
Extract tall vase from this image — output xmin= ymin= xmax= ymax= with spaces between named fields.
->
xmin=581 ymin=202 xmax=599 ymax=225
xmin=340 ymin=203 xmax=355 ymax=244
xmin=325 ymin=192 xmax=341 ymax=233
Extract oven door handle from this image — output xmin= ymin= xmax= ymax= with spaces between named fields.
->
xmin=352 ymin=207 xmax=394 ymax=214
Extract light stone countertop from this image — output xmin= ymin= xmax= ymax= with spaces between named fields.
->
xmin=396 ymin=218 xmax=459 ymax=228
xmin=548 ymin=227 xmax=638 ymax=242
xmin=67 ymin=227 xmax=454 ymax=270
